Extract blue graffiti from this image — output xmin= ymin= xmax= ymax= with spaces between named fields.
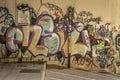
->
xmin=0 ymin=7 xmax=14 ymax=34
xmin=1 ymin=26 xmax=7 ymax=33
xmin=0 ymin=7 xmax=9 ymax=17
xmin=97 ymin=55 xmax=114 ymax=68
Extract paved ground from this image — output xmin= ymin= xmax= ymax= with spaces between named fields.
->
xmin=45 ymin=65 xmax=120 ymax=80
xmin=0 ymin=63 xmax=44 ymax=80
xmin=1 ymin=63 xmax=120 ymax=80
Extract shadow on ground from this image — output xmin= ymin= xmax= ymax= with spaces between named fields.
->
xmin=46 ymin=64 xmax=68 ymax=70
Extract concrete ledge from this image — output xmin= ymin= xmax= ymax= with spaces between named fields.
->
xmin=41 ymin=62 xmax=46 ymax=80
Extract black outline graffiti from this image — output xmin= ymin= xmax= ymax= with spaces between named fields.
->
xmin=76 ymin=11 xmax=102 ymax=25
xmin=115 ymin=34 xmax=120 ymax=50
xmin=0 ymin=7 xmax=14 ymax=26
xmin=0 ymin=7 xmax=15 ymax=58
xmin=97 ymin=23 xmax=110 ymax=37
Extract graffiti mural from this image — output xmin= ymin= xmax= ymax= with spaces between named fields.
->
xmin=17 ymin=3 xmax=37 ymax=25
xmin=0 ymin=7 xmax=14 ymax=34
xmin=115 ymin=33 xmax=120 ymax=58
xmin=36 ymin=12 xmax=60 ymax=55
xmin=0 ymin=2 xmax=119 ymax=74
xmin=22 ymin=25 xmax=48 ymax=56
xmin=0 ymin=7 xmax=15 ymax=58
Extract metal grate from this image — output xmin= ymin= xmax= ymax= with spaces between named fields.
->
xmin=20 ymin=69 xmax=41 ymax=73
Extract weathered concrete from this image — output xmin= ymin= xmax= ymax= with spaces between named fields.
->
xmin=45 ymin=65 xmax=120 ymax=80
xmin=0 ymin=63 xmax=45 ymax=80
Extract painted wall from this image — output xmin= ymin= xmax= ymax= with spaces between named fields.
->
xmin=0 ymin=0 xmax=120 ymax=74
xmin=5 ymin=0 xmax=115 ymax=24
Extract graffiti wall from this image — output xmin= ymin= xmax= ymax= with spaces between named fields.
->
xmin=0 ymin=0 xmax=120 ymax=74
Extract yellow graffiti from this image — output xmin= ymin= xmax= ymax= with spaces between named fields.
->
xmin=22 ymin=25 xmax=48 ymax=56
xmin=70 ymin=30 xmax=87 ymax=57
xmin=60 ymin=30 xmax=87 ymax=57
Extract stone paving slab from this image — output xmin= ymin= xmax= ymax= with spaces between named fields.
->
xmin=0 ymin=63 xmax=44 ymax=80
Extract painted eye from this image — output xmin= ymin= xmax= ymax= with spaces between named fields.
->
xmin=2 ymin=8 xmax=8 ymax=15
xmin=6 ymin=14 xmax=12 ymax=19
xmin=1 ymin=26 xmax=7 ymax=33
xmin=4 ymin=15 xmax=13 ymax=25
xmin=75 ymin=22 xmax=84 ymax=32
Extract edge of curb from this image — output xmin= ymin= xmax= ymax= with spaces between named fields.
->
xmin=41 ymin=62 xmax=46 ymax=80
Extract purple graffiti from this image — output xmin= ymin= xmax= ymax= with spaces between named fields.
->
xmin=6 ymin=27 xmax=23 ymax=52
xmin=36 ymin=12 xmax=60 ymax=55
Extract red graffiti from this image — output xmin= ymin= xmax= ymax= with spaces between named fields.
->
xmin=53 ymin=11 xmax=59 ymax=17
